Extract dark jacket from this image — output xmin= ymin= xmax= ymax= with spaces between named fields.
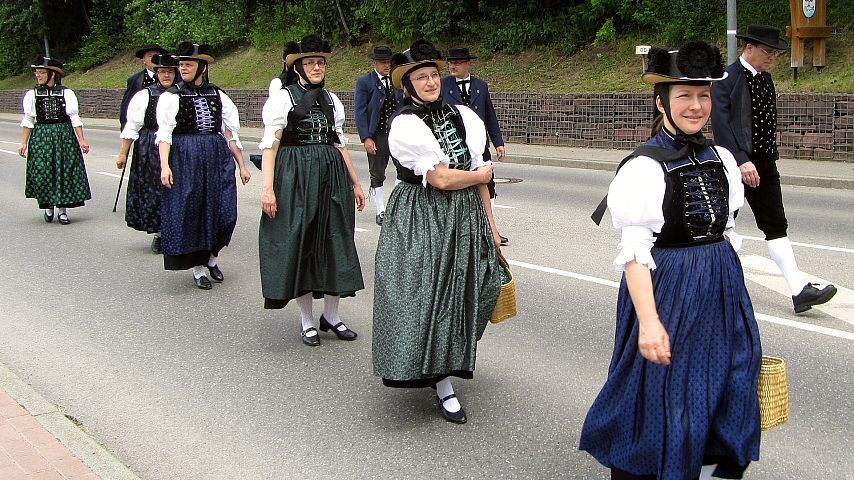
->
xmin=354 ymin=70 xmax=403 ymax=142
xmin=711 ymin=60 xmax=758 ymax=166
xmin=119 ymin=69 xmax=154 ymax=129
xmin=441 ymin=75 xmax=504 ymax=149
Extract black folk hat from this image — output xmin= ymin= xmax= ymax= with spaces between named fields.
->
xmin=446 ymin=47 xmax=478 ymax=61
xmin=30 ymin=55 xmax=63 ymax=75
xmin=176 ymin=42 xmax=215 ymax=64
xmin=368 ymin=45 xmax=394 ymax=60
xmin=283 ymin=35 xmax=332 ymax=68
xmin=152 ymin=54 xmax=179 ymax=70
xmin=135 ymin=44 xmax=168 ymax=58
xmin=642 ymin=41 xmax=727 ymax=84
xmin=390 ymin=39 xmax=446 ymax=90
xmin=736 ymin=24 xmax=789 ymax=50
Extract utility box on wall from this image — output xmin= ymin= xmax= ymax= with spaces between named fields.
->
xmin=787 ymin=0 xmax=831 ymax=79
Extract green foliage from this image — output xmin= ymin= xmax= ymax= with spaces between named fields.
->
xmin=595 ymin=18 xmax=617 ymax=47
xmin=70 ymin=0 xmax=128 ymax=71
xmin=0 ymin=0 xmax=42 ymax=77
xmin=124 ymin=0 xmax=247 ymax=53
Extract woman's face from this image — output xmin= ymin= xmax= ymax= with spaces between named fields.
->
xmin=407 ymin=65 xmax=441 ymax=103
xmin=33 ymin=68 xmax=51 ymax=86
xmin=156 ymin=68 xmax=176 ymax=88
xmin=657 ymin=84 xmax=712 ymax=135
xmin=300 ymin=56 xmax=327 ymax=85
xmin=179 ymin=60 xmax=201 ymax=83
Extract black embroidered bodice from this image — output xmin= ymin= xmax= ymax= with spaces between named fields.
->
xmin=34 ymin=86 xmax=69 ymax=124
xmin=280 ymin=84 xmax=338 ymax=146
xmin=172 ymin=84 xmax=222 ymax=135
xmin=143 ymin=85 xmax=166 ymax=131
xmin=393 ymin=103 xmax=471 ymax=185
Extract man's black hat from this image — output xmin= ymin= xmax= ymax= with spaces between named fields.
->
xmin=446 ymin=47 xmax=478 ymax=61
xmin=135 ymin=44 xmax=168 ymax=58
xmin=368 ymin=46 xmax=394 ymax=60
xmin=736 ymin=24 xmax=789 ymax=50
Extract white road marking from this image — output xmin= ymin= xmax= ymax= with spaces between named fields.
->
xmin=0 ymin=149 xmax=19 ymax=155
xmin=756 ymin=313 xmax=854 ymax=341
xmin=0 ymin=140 xmax=19 ymax=145
xmin=742 ymin=235 xmax=854 ymax=254
xmin=507 ymin=259 xmax=620 ymax=288
xmin=355 ymin=228 xmax=367 ymax=232
xmin=493 ymin=204 xmax=515 ymax=209
xmin=97 ymin=171 xmax=122 ymax=178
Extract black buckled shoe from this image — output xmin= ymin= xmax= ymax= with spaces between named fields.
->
xmin=44 ymin=208 xmax=54 ymax=223
xmin=194 ymin=275 xmax=212 ymax=290
xmin=793 ymin=283 xmax=837 ymax=313
xmin=151 ymin=236 xmax=162 ymax=254
xmin=207 ymin=264 xmax=224 ymax=282
xmin=57 ymin=212 xmax=70 ymax=225
xmin=376 ymin=212 xmax=384 ymax=226
xmin=319 ymin=315 xmax=357 ymax=340
xmin=499 ymin=235 xmax=509 ymax=246
xmin=437 ymin=393 xmax=467 ymax=424
xmin=301 ymin=327 xmax=321 ymax=346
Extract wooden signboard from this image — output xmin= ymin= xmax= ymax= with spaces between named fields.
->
xmin=787 ymin=0 xmax=831 ymax=79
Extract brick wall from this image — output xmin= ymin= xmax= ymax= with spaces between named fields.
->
xmin=2 ymin=88 xmax=852 ymax=161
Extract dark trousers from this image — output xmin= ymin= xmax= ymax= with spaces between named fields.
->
xmin=367 ymin=133 xmax=391 ymax=188
xmin=743 ymin=155 xmax=788 ymax=241
xmin=483 ymin=148 xmax=496 ymax=199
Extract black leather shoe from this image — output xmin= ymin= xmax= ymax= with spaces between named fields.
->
xmin=207 ymin=264 xmax=224 ymax=282
xmin=151 ymin=236 xmax=162 ymax=254
xmin=194 ymin=275 xmax=212 ymax=290
xmin=57 ymin=212 xmax=70 ymax=225
xmin=301 ymin=327 xmax=321 ymax=346
xmin=793 ymin=283 xmax=837 ymax=313
xmin=44 ymin=208 xmax=54 ymax=223
xmin=319 ymin=315 xmax=357 ymax=340
xmin=437 ymin=393 xmax=467 ymax=424
xmin=499 ymin=235 xmax=509 ymax=246
xmin=376 ymin=213 xmax=384 ymax=226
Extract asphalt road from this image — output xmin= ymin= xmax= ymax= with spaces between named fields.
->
xmin=0 ymin=121 xmax=852 ymax=479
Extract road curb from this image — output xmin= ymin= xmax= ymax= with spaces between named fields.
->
xmin=0 ymin=363 xmax=142 ymax=480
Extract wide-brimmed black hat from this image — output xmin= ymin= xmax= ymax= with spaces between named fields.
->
xmin=135 ymin=44 xmax=168 ymax=58
xmin=283 ymin=35 xmax=332 ymax=68
xmin=446 ymin=47 xmax=478 ymax=61
xmin=390 ymin=39 xmax=446 ymax=90
xmin=30 ymin=55 xmax=63 ymax=75
xmin=176 ymin=42 xmax=215 ymax=64
xmin=152 ymin=54 xmax=179 ymax=70
xmin=642 ymin=41 xmax=727 ymax=84
xmin=368 ymin=45 xmax=393 ymax=60
xmin=736 ymin=24 xmax=789 ymax=50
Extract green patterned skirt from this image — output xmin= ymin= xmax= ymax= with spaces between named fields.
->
xmin=25 ymin=122 xmax=91 ymax=209
xmin=372 ymin=182 xmax=501 ymax=386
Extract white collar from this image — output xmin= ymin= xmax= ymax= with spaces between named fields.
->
xmin=456 ymin=75 xmax=472 ymax=82
xmin=375 ymin=70 xmax=388 ymax=80
xmin=739 ymin=56 xmax=759 ymax=76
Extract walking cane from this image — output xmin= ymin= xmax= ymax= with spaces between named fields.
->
xmin=112 ymin=158 xmax=128 ymax=212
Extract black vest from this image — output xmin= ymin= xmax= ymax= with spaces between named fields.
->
xmin=279 ymin=84 xmax=338 ymax=146
xmin=171 ymin=84 xmax=222 ymax=135
xmin=142 ymin=85 xmax=166 ymax=131
xmin=34 ymin=86 xmax=69 ymax=124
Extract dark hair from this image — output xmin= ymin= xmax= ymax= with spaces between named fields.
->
xmin=650 ymin=83 xmax=667 ymax=135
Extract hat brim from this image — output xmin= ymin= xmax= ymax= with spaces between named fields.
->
xmin=135 ymin=47 xmax=168 ymax=58
xmin=642 ymin=71 xmax=728 ymax=84
xmin=285 ymin=52 xmax=331 ymax=69
xmin=369 ymin=55 xmax=393 ymax=61
xmin=391 ymin=60 xmax=447 ymax=90
xmin=736 ymin=34 xmax=789 ymax=50
xmin=31 ymin=65 xmax=63 ymax=75
xmin=177 ymin=54 xmax=215 ymax=64
xmin=446 ymin=56 xmax=478 ymax=61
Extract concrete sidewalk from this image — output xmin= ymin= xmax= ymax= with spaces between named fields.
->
xmin=2 ymin=113 xmax=853 ymax=190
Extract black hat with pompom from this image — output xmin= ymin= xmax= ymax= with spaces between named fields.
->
xmin=176 ymin=42 xmax=215 ymax=64
xmin=283 ymin=35 xmax=332 ymax=68
xmin=390 ymin=39 xmax=446 ymax=90
xmin=30 ymin=55 xmax=63 ymax=75
xmin=642 ymin=41 xmax=726 ymax=84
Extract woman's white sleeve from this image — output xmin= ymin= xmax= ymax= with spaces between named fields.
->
xmin=20 ymin=90 xmax=36 ymax=128
xmin=259 ymin=90 xmax=292 ymax=150
xmin=717 ymin=146 xmax=745 ymax=251
xmin=268 ymin=77 xmax=282 ymax=96
xmin=154 ymin=92 xmax=179 ymax=145
xmin=388 ymin=114 xmax=449 ymax=188
xmin=120 ymin=89 xmax=150 ymax=140
xmin=607 ymin=156 xmax=665 ymax=272
xmin=331 ymin=91 xmax=348 ymax=147
xmin=219 ymin=90 xmax=243 ymax=150
xmin=64 ymin=89 xmax=83 ymax=127
xmin=457 ymin=106 xmax=487 ymax=169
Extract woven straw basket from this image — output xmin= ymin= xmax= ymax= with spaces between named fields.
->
xmin=490 ymin=254 xmax=516 ymax=323
xmin=758 ymin=355 xmax=788 ymax=431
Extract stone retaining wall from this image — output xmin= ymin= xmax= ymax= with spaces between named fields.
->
xmin=2 ymin=88 xmax=851 ymax=160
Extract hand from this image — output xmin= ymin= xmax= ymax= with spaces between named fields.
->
xmin=161 ymin=166 xmax=173 ymax=188
xmin=638 ymin=317 xmax=671 ymax=365
xmin=79 ymin=140 xmax=90 ymax=154
xmin=493 ymin=232 xmax=502 ymax=248
xmin=116 ymin=153 xmax=127 ymax=169
xmin=364 ymin=138 xmax=377 ymax=155
xmin=18 ymin=144 xmax=26 ymax=157
xmin=239 ymin=166 xmax=251 ymax=185
xmin=353 ymin=184 xmax=366 ymax=212
xmin=495 ymin=146 xmax=506 ymax=161
xmin=740 ymin=161 xmax=760 ymax=188
xmin=476 ymin=164 xmax=494 ymax=183
xmin=261 ymin=188 xmax=277 ymax=219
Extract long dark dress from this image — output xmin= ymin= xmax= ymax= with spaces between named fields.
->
xmin=122 ymin=85 xmax=164 ymax=233
xmin=23 ymin=86 xmax=91 ymax=209
xmin=156 ymin=84 xmax=238 ymax=270
xmin=372 ymin=103 xmax=500 ymax=388
xmin=259 ymin=84 xmax=364 ymax=308
xmin=579 ymin=131 xmax=762 ymax=479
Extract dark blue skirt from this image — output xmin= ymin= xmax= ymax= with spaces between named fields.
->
xmin=125 ymin=128 xmax=162 ymax=233
xmin=160 ymin=133 xmax=237 ymax=270
xmin=579 ymin=240 xmax=761 ymax=479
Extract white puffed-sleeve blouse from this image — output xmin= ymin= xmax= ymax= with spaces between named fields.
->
xmin=20 ymin=88 xmax=83 ymax=129
xmin=258 ymin=86 xmax=347 ymax=150
xmin=154 ymin=88 xmax=242 ymax=149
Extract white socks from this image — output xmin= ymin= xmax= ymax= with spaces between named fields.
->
xmin=768 ymin=237 xmax=806 ymax=294
xmin=436 ymin=378 xmax=461 ymax=413
xmin=372 ymin=186 xmax=385 ymax=214
xmin=191 ymin=266 xmax=205 ymax=279
xmin=296 ymin=293 xmax=317 ymax=336
xmin=323 ymin=295 xmax=346 ymax=331
xmin=699 ymin=464 xmax=717 ymax=480
xmin=207 ymin=254 xmax=218 ymax=268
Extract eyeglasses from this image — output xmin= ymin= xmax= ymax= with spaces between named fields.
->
xmin=302 ymin=59 xmax=327 ymax=69
xmin=757 ymin=45 xmax=784 ymax=59
xmin=411 ymin=72 xmax=441 ymax=83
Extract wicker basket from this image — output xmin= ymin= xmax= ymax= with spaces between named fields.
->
xmin=758 ymin=355 xmax=788 ymax=431
xmin=490 ymin=253 xmax=517 ymax=324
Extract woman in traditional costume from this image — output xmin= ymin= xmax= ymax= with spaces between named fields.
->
xmin=371 ymin=40 xmax=501 ymax=424
xmin=258 ymin=35 xmax=366 ymax=346
xmin=19 ymin=56 xmax=91 ymax=224
xmin=579 ymin=41 xmax=762 ymax=480
xmin=156 ymin=42 xmax=251 ymax=290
